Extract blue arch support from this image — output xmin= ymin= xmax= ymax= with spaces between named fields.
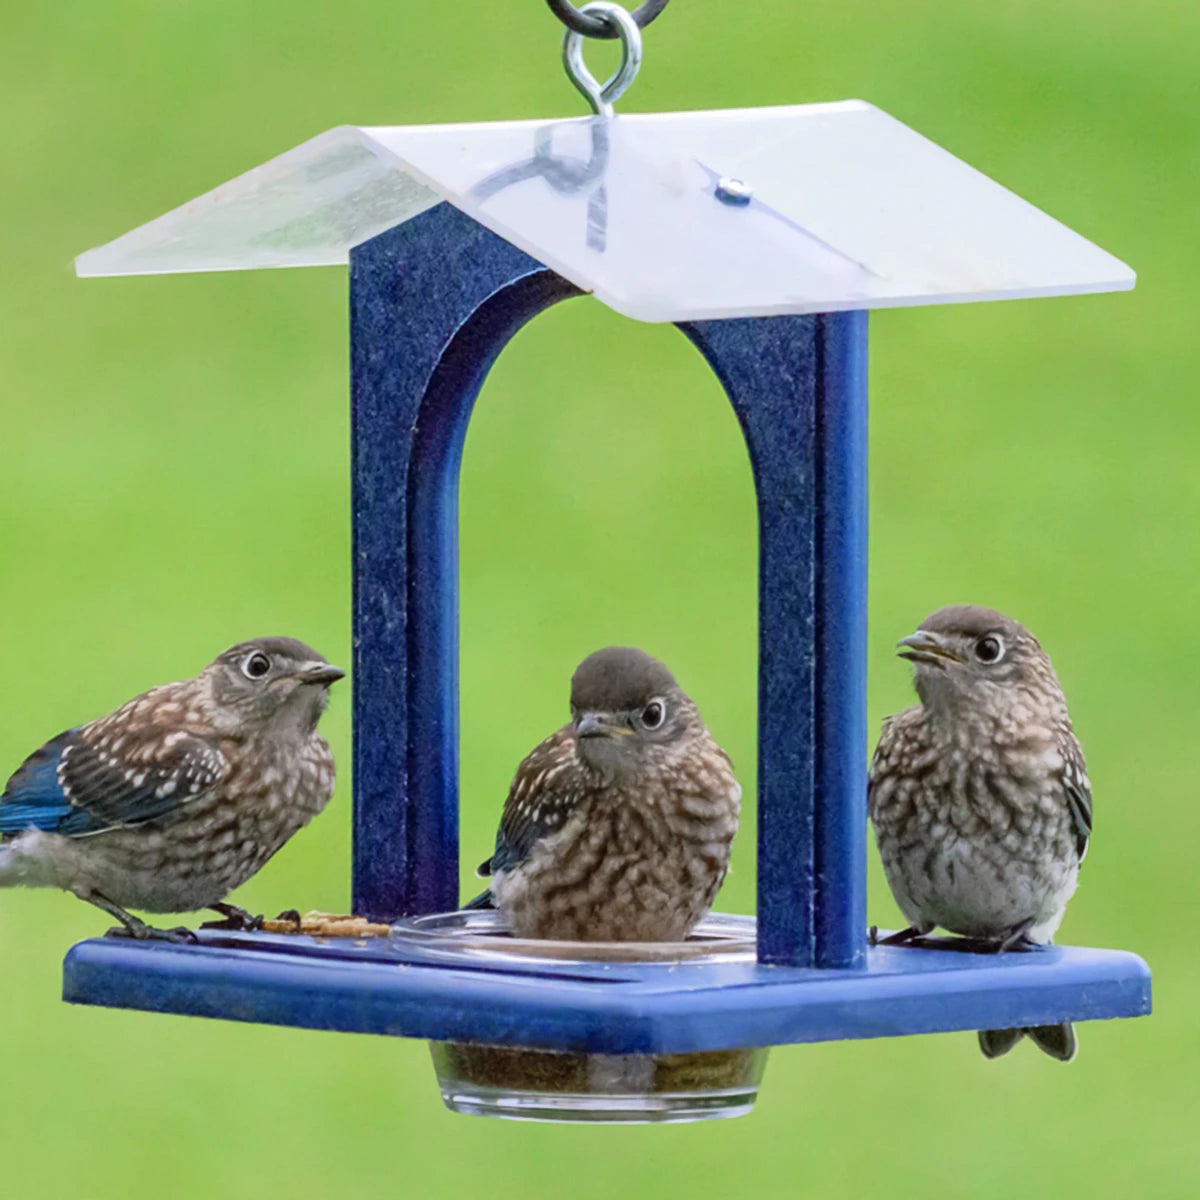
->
xmin=350 ymin=201 xmax=867 ymax=970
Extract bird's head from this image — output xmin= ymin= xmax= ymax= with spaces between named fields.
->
xmin=898 ymin=605 xmax=1060 ymax=718
xmin=568 ymin=647 xmax=696 ymax=778
xmin=207 ymin=637 xmax=344 ymax=734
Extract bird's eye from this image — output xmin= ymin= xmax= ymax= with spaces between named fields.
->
xmin=974 ymin=635 xmax=1005 ymax=664
xmin=641 ymin=699 xmax=666 ymax=730
xmin=242 ymin=652 xmax=272 ymax=680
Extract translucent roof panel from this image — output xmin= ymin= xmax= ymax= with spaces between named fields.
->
xmin=76 ymin=102 xmax=1134 ymax=323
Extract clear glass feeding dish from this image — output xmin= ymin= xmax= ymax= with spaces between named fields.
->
xmin=392 ymin=911 xmax=765 ymax=1122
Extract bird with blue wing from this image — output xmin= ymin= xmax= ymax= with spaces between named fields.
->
xmin=472 ymin=647 xmax=741 ymax=942
xmin=868 ymin=606 xmax=1093 ymax=1061
xmin=0 ymin=637 xmax=343 ymax=942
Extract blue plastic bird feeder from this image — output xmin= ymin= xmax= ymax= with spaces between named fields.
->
xmin=62 ymin=96 xmax=1150 ymax=1120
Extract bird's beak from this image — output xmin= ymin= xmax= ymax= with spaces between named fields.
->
xmin=296 ymin=662 xmax=346 ymax=686
xmin=897 ymin=631 xmax=964 ymax=666
xmin=575 ymin=712 xmax=628 ymax=739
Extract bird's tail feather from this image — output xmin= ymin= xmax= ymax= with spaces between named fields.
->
xmin=0 ymin=844 xmax=19 ymax=888
xmin=461 ymin=889 xmax=495 ymax=911
xmin=1028 ymin=1022 xmax=1078 ymax=1061
xmin=978 ymin=1022 xmax=1077 ymax=1062
xmin=977 ymin=1027 xmax=1025 ymax=1058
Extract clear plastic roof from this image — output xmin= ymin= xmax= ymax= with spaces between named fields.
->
xmin=76 ymin=102 xmax=1134 ymax=323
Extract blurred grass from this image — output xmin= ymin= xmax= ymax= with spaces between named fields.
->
xmin=0 ymin=0 xmax=1196 ymax=1196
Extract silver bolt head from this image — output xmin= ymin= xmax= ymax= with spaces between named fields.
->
xmin=715 ymin=176 xmax=753 ymax=206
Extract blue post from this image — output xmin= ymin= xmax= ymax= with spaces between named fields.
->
xmin=812 ymin=311 xmax=868 ymax=969
xmin=682 ymin=315 xmax=868 ymax=969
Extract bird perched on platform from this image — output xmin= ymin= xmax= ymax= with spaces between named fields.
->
xmin=0 ymin=637 xmax=342 ymax=942
xmin=474 ymin=647 xmax=741 ymax=942
xmin=868 ymin=605 xmax=1092 ymax=1062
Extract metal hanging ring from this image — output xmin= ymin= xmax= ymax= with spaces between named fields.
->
xmin=547 ymin=0 xmax=668 ymax=39
xmin=562 ymin=2 xmax=643 ymax=117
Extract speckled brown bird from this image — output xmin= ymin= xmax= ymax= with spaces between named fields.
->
xmin=0 ymin=638 xmax=342 ymax=941
xmin=473 ymin=647 xmax=741 ymax=942
xmin=868 ymin=606 xmax=1093 ymax=1061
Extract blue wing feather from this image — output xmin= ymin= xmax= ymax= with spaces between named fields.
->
xmin=0 ymin=731 xmax=79 ymax=835
xmin=0 ymin=722 xmax=228 ymax=839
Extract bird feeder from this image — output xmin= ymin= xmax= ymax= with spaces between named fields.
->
xmin=62 ymin=4 xmax=1150 ymax=1123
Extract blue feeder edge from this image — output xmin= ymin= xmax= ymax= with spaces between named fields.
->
xmin=62 ymin=200 xmax=1151 ymax=1052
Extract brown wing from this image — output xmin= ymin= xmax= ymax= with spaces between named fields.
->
xmin=478 ymin=725 xmax=589 ymax=875
xmin=1060 ymin=733 xmax=1093 ymax=862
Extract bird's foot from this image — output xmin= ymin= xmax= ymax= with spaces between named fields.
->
xmin=104 ymin=919 xmax=198 ymax=945
xmin=992 ymin=919 xmax=1038 ymax=954
xmin=77 ymin=890 xmax=198 ymax=944
xmin=870 ymin=924 xmax=927 ymax=947
xmin=274 ymin=909 xmax=302 ymax=930
xmin=949 ymin=921 xmax=1040 ymax=955
xmin=201 ymin=902 xmax=265 ymax=932
xmin=996 ymin=934 xmax=1040 ymax=954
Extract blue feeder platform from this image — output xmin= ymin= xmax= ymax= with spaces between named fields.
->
xmin=64 ymin=104 xmax=1150 ymax=1119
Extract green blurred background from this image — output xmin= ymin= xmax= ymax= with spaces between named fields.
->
xmin=1 ymin=1 xmax=1195 ymax=1195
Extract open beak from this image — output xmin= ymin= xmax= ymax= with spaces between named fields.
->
xmin=897 ymin=631 xmax=964 ymax=667
xmin=575 ymin=712 xmax=629 ymax=739
xmin=297 ymin=662 xmax=346 ymax=686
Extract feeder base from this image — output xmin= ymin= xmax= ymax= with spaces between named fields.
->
xmin=61 ymin=913 xmax=1151 ymax=1059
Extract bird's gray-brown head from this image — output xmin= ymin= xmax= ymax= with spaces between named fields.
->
xmin=569 ymin=647 xmax=698 ymax=778
xmin=897 ymin=605 xmax=1063 ymax=720
xmin=207 ymin=637 xmax=344 ymax=735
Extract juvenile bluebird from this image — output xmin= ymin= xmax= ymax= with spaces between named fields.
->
xmin=868 ymin=606 xmax=1092 ymax=1061
xmin=0 ymin=637 xmax=342 ymax=941
xmin=473 ymin=647 xmax=741 ymax=942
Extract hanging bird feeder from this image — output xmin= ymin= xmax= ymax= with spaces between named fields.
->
xmin=62 ymin=0 xmax=1150 ymax=1122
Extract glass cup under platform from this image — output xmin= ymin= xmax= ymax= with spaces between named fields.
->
xmin=390 ymin=911 xmax=766 ymax=1124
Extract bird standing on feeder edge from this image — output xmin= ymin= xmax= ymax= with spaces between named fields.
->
xmin=472 ymin=646 xmax=742 ymax=942
xmin=868 ymin=605 xmax=1093 ymax=1062
xmin=0 ymin=637 xmax=343 ymax=941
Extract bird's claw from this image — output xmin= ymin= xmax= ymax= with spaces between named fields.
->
xmin=870 ymin=925 xmax=927 ymax=947
xmin=953 ymin=918 xmax=1039 ymax=955
xmin=201 ymin=903 xmax=265 ymax=932
xmin=104 ymin=922 xmax=198 ymax=945
xmin=159 ymin=925 xmax=200 ymax=944
xmin=274 ymin=908 xmax=303 ymax=930
xmin=993 ymin=921 xmax=1039 ymax=954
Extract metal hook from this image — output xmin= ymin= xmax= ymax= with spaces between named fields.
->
xmin=562 ymin=2 xmax=643 ymax=117
xmin=547 ymin=0 xmax=669 ymax=39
